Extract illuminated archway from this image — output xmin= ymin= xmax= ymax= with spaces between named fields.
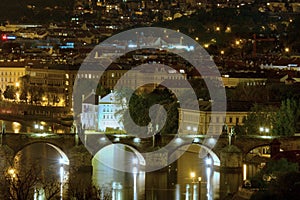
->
xmin=93 ymin=143 xmax=146 ymax=172
xmin=169 ymin=143 xmax=221 ymax=167
xmin=14 ymin=142 xmax=70 ymax=165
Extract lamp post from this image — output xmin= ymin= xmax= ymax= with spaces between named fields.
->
xmin=190 ymin=172 xmax=202 ymax=200
xmin=198 ymin=177 xmax=202 ymax=200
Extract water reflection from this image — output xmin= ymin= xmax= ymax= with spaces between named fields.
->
xmin=93 ymin=144 xmax=146 ymax=200
xmin=12 ymin=143 xmax=69 ymax=200
xmin=8 ymin=138 xmax=261 ymax=199
xmin=12 ymin=122 xmax=21 ymax=133
xmin=92 ymin=144 xmax=260 ymax=200
xmin=0 ymin=120 xmax=70 ymax=134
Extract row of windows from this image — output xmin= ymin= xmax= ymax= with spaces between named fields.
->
xmin=0 ymin=77 xmax=18 ymax=82
xmin=102 ymin=108 xmax=114 ymax=112
xmin=77 ymin=73 xmax=100 ymax=79
xmin=183 ymin=115 xmax=246 ymax=124
xmin=82 ymin=113 xmax=97 ymax=119
xmin=102 ymin=114 xmax=115 ymax=119
xmin=0 ymin=71 xmax=25 ymax=76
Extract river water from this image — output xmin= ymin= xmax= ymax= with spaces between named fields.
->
xmin=3 ymin=120 xmax=261 ymax=200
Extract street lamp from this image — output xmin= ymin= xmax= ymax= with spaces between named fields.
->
xmin=259 ymin=127 xmax=264 ymax=133
xmin=8 ymin=168 xmax=16 ymax=178
xmin=190 ymin=171 xmax=196 ymax=183
xmin=285 ymin=47 xmax=290 ymax=53
xmin=259 ymin=127 xmax=270 ymax=135
xmin=206 ymin=156 xmax=213 ymax=166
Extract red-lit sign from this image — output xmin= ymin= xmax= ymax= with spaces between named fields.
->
xmin=1 ymin=34 xmax=16 ymax=41
xmin=1 ymin=34 xmax=7 ymax=41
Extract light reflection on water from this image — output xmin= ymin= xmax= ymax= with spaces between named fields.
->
xmin=12 ymin=122 xmax=21 ymax=133
xmin=92 ymin=145 xmax=260 ymax=200
xmin=13 ymin=143 xmax=69 ymax=200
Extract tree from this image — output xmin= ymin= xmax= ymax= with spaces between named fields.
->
xmin=29 ymin=86 xmax=44 ymax=104
xmin=19 ymin=74 xmax=30 ymax=102
xmin=250 ymin=158 xmax=299 ymax=199
xmin=1 ymin=163 xmax=61 ymax=200
xmin=272 ymin=99 xmax=300 ymax=136
xmin=3 ymin=85 xmax=16 ymax=100
xmin=114 ymin=87 xmax=179 ymax=135
xmin=242 ymin=104 xmax=278 ymax=135
xmin=19 ymin=89 xmax=28 ymax=102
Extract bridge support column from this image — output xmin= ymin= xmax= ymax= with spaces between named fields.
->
xmin=219 ymin=145 xmax=243 ymax=172
xmin=270 ymin=139 xmax=281 ymax=158
xmin=68 ymin=145 xmax=93 ymax=198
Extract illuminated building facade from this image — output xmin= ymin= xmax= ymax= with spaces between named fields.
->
xmin=98 ymin=92 xmax=124 ymax=132
xmin=0 ymin=61 xmax=26 ymax=93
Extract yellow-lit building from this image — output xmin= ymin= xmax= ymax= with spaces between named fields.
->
xmin=0 ymin=61 xmax=26 ymax=93
xmin=25 ymin=64 xmax=78 ymax=107
xmin=179 ymin=101 xmax=250 ymax=135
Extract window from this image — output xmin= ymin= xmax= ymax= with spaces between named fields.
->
xmin=236 ymin=117 xmax=239 ymax=124
xmin=229 ymin=117 xmax=233 ymax=123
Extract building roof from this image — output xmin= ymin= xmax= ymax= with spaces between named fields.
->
xmin=99 ymin=92 xmax=117 ymax=104
xmin=83 ymin=91 xmax=98 ymax=105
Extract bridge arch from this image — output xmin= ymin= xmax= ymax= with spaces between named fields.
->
xmin=169 ymin=143 xmax=221 ymax=167
xmin=92 ymin=143 xmax=146 ymax=172
xmin=13 ymin=142 xmax=70 ymax=165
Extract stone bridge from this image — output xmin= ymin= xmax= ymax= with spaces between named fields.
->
xmin=1 ymin=133 xmax=300 ymax=172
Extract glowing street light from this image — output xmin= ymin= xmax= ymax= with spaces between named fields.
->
xmin=34 ymin=124 xmax=39 ymax=129
xmin=220 ymin=50 xmax=224 ymax=55
xmin=265 ymin=128 xmax=270 ymax=133
xmin=8 ymin=168 xmax=15 ymax=176
xmin=190 ymin=171 xmax=196 ymax=182
xmin=8 ymin=168 xmax=16 ymax=180
xmin=259 ymin=127 xmax=270 ymax=135
xmin=225 ymin=26 xmax=231 ymax=33
xmin=206 ymin=157 xmax=212 ymax=166
xmin=259 ymin=127 xmax=264 ymax=132
xmin=285 ymin=47 xmax=290 ymax=53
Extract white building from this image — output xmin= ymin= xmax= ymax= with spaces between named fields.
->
xmin=81 ymin=91 xmax=99 ymax=130
xmin=98 ymin=92 xmax=124 ymax=132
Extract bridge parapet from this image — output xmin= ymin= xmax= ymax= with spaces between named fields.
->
xmin=1 ymin=133 xmax=76 ymax=154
